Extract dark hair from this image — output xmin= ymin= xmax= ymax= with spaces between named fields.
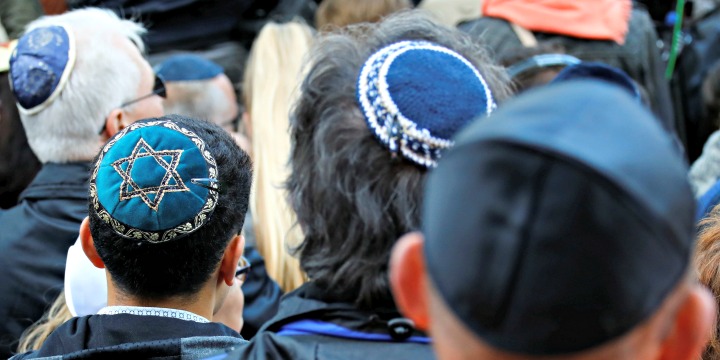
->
xmin=696 ymin=206 xmax=720 ymax=360
xmin=89 ymin=114 xmax=252 ymax=300
xmin=287 ymin=10 xmax=511 ymax=308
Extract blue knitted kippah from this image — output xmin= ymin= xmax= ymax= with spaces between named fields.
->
xmin=90 ymin=120 xmax=219 ymax=243
xmin=154 ymin=54 xmax=224 ymax=82
xmin=357 ymin=41 xmax=496 ymax=168
xmin=9 ymin=25 xmax=76 ymax=114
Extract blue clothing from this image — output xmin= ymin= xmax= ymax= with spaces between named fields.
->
xmin=223 ymin=282 xmax=434 ymax=359
xmin=697 ymin=179 xmax=720 ymax=220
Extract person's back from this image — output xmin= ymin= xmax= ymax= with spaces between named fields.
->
xmin=390 ymin=81 xmax=716 ymax=360
xmin=222 ymin=10 xmax=510 ymax=360
xmin=459 ymin=0 xmax=675 ymax=134
xmin=0 ymin=43 xmax=41 ymax=209
xmin=0 ymin=9 xmax=164 ymax=357
xmin=12 ymin=115 xmax=252 ymax=359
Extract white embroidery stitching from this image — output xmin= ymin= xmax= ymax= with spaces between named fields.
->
xmin=112 ymin=138 xmax=189 ymax=211
xmin=98 ymin=306 xmax=210 ymax=323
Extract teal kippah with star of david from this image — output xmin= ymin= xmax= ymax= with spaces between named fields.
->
xmin=90 ymin=120 xmax=218 ymax=243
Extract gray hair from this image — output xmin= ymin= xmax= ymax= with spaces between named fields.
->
xmin=162 ymin=79 xmax=231 ymax=125
xmin=20 ymin=8 xmax=146 ymax=163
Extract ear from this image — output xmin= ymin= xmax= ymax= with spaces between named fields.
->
xmin=79 ymin=217 xmax=106 ymax=269
xmin=390 ymin=231 xmax=430 ymax=331
xmin=104 ymin=109 xmax=126 ymax=138
xmin=241 ymin=112 xmax=252 ymax=138
xmin=219 ymin=234 xmax=245 ymax=287
xmin=659 ymin=284 xmax=717 ymax=360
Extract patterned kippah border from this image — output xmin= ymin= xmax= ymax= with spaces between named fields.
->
xmin=11 ymin=24 xmax=77 ymax=115
xmin=89 ymin=120 xmax=219 ymax=243
xmin=357 ymin=41 xmax=496 ymax=168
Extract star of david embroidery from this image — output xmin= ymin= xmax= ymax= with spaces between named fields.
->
xmin=111 ymin=138 xmax=189 ymax=211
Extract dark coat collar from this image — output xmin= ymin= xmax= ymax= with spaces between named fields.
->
xmin=19 ymin=162 xmax=92 ymax=201
xmin=261 ymin=282 xmax=426 ymax=339
xmin=31 ymin=313 xmax=240 ymax=358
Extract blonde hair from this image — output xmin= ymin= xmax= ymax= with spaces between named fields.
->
xmin=697 ymin=206 xmax=720 ymax=360
xmin=243 ymin=22 xmax=314 ymax=292
xmin=17 ymin=291 xmax=72 ymax=353
xmin=316 ymin=0 xmax=412 ymax=30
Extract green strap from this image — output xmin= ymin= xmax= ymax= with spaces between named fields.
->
xmin=665 ymin=0 xmax=686 ymax=80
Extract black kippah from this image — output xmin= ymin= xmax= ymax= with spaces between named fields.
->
xmin=423 ymin=81 xmax=695 ymax=355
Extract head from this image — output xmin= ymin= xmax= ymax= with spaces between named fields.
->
xmin=242 ymin=21 xmax=314 ymax=292
xmin=81 ymin=115 xmax=252 ymax=313
xmin=288 ymin=11 xmax=511 ymax=309
xmin=316 ymin=0 xmax=412 ymax=30
xmin=500 ymin=42 xmax=574 ymax=93
xmin=391 ymin=81 xmax=715 ymax=360
xmin=156 ymin=54 xmax=239 ymax=132
xmin=696 ymin=207 xmax=720 ymax=359
xmin=9 ymin=8 xmax=163 ymax=164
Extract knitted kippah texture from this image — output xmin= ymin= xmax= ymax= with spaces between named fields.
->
xmin=9 ymin=25 xmax=76 ymax=114
xmin=357 ymin=41 xmax=496 ymax=168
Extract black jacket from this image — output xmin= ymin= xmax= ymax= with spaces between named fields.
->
xmin=459 ymin=5 xmax=676 ymax=135
xmin=0 ymin=163 xmax=91 ymax=359
xmin=240 ymin=245 xmax=283 ymax=339
xmin=66 ymin=0 xmax=316 ymax=52
xmin=11 ymin=313 xmax=246 ymax=359
xmin=223 ymin=282 xmax=435 ymax=360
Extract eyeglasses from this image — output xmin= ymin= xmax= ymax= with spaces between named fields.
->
xmin=121 ymin=75 xmax=167 ymax=108
xmin=235 ymin=256 xmax=251 ymax=284
xmin=219 ymin=113 xmax=241 ymax=132
xmin=98 ymin=75 xmax=167 ymax=135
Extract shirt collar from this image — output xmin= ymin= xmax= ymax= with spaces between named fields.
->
xmin=98 ymin=306 xmax=210 ymax=323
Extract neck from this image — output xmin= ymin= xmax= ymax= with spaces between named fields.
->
xmin=105 ymin=271 xmax=218 ymax=321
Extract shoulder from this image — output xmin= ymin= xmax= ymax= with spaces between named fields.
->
xmin=458 ymin=17 xmax=523 ymax=60
xmin=227 ymin=330 xmax=435 ymax=360
xmin=458 ymin=16 xmax=514 ymax=37
xmin=627 ymin=5 xmax=655 ymax=37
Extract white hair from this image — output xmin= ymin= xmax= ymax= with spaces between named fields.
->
xmin=162 ymin=79 xmax=231 ymax=124
xmin=20 ymin=8 xmax=146 ymax=163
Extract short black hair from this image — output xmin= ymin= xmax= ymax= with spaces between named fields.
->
xmin=287 ymin=10 xmax=511 ymax=309
xmin=89 ymin=114 xmax=252 ymax=300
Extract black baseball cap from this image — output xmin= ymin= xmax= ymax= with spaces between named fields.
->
xmin=423 ymin=81 xmax=695 ymax=355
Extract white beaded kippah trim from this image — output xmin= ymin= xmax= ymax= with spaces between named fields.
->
xmin=357 ymin=40 xmax=496 ymax=168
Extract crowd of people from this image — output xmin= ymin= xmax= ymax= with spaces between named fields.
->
xmin=2 ymin=0 xmax=720 ymax=359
